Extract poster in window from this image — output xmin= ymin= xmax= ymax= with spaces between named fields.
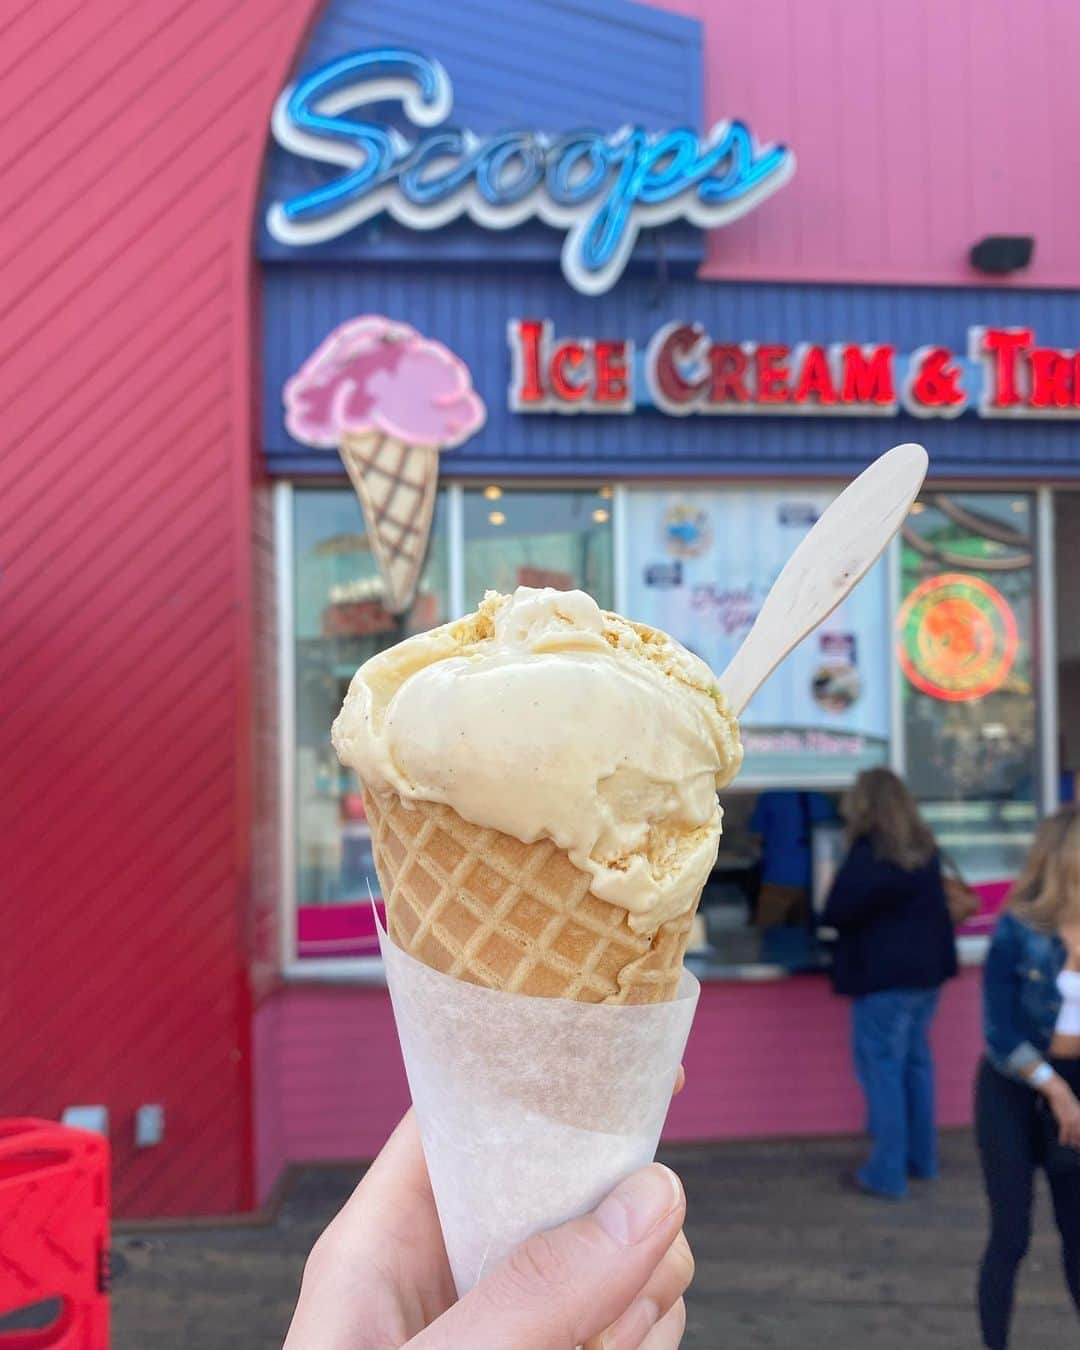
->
xmin=624 ymin=488 xmax=890 ymax=782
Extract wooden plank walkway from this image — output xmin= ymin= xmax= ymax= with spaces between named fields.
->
xmin=110 ymin=1131 xmax=1077 ymax=1347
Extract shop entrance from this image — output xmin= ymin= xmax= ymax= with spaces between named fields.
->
xmin=697 ymin=788 xmax=846 ymax=974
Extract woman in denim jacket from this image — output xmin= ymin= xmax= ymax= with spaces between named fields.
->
xmin=978 ymin=806 xmax=1080 ymax=1349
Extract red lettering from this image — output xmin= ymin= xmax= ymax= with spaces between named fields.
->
xmin=980 ymin=328 xmax=1032 ymax=407
xmin=1030 ymin=348 xmax=1073 ymax=408
xmin=513 ymin=319 xmax=546 ymax=403
xmin=594 ymin=340 xmax=629 ymax=404
xmin=910 ymin=347 xmax=966 ymax=409
xmin=550 ymin=343 xmax=589 ymax=401
xmin=841 ymin=345 xmax=895 ymax=405
xmin=653 ymin=324 xmax=706 ymax=404
xmin=755 ymin=344 xmax=790 ymax=403
xmin=707 ymin=345 xmax=749 ymax=403
xmin=792 ymin=345 xmax=838 ymax=405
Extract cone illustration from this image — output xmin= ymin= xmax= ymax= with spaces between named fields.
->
xmin=339 ymin=432 xmax=439 ymax=615
xmin=366 ymin=792 xmax=694 ymax=1006
xmin=284 ymin=316 xmax=485 ymax=613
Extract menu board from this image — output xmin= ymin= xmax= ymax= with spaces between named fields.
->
xmin=624 ymin=487 xmax=890 ymax=783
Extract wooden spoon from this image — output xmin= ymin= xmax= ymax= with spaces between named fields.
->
xmin=719 ymin=442 xmax=928 ymax=716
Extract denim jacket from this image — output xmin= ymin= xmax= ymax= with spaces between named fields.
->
xmin=983 ymin=910 xmax=1066 ymax=1079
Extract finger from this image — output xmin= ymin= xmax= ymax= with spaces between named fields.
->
xmin=284 ymin=1112 xmax=453 ymax=1350
xmin=584 ymin=1232 xmax=693 ymax=1350
xmin=673 ymin=1065 xmax=686 ymax=1097
xmin=413 ymin=1163 xmax=686 ymax=1350
xmin=639 ymin=1297 xmax=687 ymax=1349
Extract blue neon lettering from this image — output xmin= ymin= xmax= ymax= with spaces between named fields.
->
xmin=545 ymin=136 xmax=610 ymax=205
xmin=398 ymin=132 xmax=478 ymax=206
xmin=697 ymin=124 xmax=790 ymax=204
xmin=475 ymin=134 xmax=545 ymax=205
xmin=281 ymin=48 xmax=446 ymax=222
xmin=267 ymin=47 xmax=795 ymax=293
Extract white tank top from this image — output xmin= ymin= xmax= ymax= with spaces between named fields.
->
xmin=1056 ymin=969 xmax=1080 ymax=1035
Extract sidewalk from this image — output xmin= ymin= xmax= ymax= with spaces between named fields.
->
xmin=112 ymin=1131 xmax=1075 ymax=1348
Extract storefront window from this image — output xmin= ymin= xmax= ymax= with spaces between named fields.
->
xmin=898 ymin=492 xmax=1038 ymax=910
xmin=292 ymin=487 xmax=449 ymax=958
xmin=623 ymin=485 xmax=889 ymax=974
xmin=463 ymin=486 xmax=614 ymax=608
xmin=624 ymin=486 xmax=890 ymax=784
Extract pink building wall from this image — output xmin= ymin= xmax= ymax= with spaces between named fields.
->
xmin=653 ymin=0 xmax=1080 ymax=288
xmin=254 ymin=970 xmax=982 ymax=1201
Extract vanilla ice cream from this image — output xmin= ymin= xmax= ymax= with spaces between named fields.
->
xmin=332 ymin=587 xmax=742 ymax=933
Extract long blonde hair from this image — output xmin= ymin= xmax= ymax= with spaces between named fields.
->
xmin=845 ymin=768 xmax=937 ymax=871
xmin=1008 ymin=806 xmax=1080 ymax=933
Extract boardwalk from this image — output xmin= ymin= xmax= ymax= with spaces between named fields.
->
xmin=111 ymin=1132 xmax=1076 ymax=1348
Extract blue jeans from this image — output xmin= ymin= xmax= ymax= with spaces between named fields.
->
xmin=851 ymin=988 xmax=941 ymax=1198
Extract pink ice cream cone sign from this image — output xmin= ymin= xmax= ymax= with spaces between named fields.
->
xmin=285 ymin=317 xmax=486 ymax=614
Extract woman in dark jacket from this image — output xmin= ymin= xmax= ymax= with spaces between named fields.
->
xmin=822 ymin=768 xmax=957 ymax=1199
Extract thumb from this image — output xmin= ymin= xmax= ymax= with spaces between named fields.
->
xmin=411 ymin=1164 xmax=686 ymax=1350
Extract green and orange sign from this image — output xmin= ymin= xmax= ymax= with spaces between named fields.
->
xmin=896 ymin=573 xmax=1018 ymax=702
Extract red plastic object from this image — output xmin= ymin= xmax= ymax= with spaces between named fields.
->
xmin=0 ymin=1120 xmax=109 ymax=1349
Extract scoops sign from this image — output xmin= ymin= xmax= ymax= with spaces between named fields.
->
xmin=508 ymin=322 xmax=1080 ymax=418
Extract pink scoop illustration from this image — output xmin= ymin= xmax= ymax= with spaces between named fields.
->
xmin=285 ymin=317 xmax=486 ymax=613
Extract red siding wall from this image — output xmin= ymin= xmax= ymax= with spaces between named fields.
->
xmin=254 ymin=970 xmax=982 ymax=1201
xmin=0 ymin=0 xmax=318 ymax=1217
xmin=250 ymin=479 xmax=282 ymax=1005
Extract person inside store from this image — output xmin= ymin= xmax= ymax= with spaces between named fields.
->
xmin=821 ymin=768 xmax=957 ymax=1199
xmin=976 ymin=805 xmax=1080 ymax=1350
xmin=749 ymin=788 xmax=835 ymax=966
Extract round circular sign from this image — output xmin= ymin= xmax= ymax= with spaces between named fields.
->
xmin=896 ymin=572 xmax=1018 ymax=703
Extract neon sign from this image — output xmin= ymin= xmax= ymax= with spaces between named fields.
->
xmin=896 ymin=574 xmax=1018 ymax=702
xmin=265 ymin=47 xmax=795 ymax=295
xmin=508 ymin=320 xmax=1080 ymax=418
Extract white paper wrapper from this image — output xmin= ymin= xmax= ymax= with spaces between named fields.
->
xmin=379 ymin=926 xmax=700 ymax=1295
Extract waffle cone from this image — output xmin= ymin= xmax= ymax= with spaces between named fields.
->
xmin=339 ymin=432 xmax=439 ymax=614
xmin=366 ymin=791 xmax=695 ymax=1005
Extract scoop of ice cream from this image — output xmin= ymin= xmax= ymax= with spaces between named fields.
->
xmin=285 ymin=314 xmax=486 ymax=448
xmin=332 ymin=587 xmax=742 ymax=932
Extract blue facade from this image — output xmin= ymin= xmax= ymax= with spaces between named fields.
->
xmin=264 ymin=266 xmax=1080 ymax=479
xmin=260 ymin=0 xmax=1080 ymax=481
xmin=259 ymin=0 xmax=706 ymax=275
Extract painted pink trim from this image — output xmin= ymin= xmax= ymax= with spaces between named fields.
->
xmin=648 ymin=0 xmax=1080 ymax=290
xmin=297 ymin=902 xmax=386 ymax=958
xmin=254 ymin=969 xmax=983 ymax=1201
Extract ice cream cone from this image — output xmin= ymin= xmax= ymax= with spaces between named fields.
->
xmin=365 ymin=790 xmax=696 ymax=1006
xmin=340 ymin=431 xmax=439 ymax=614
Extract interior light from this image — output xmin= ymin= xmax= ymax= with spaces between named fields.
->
xmin=598 ymin=485 xmax=614 ymax=499
xmin=488 ymin=510 xmax=506 ymax=526
xmin=909 ymin=501 xmax=926 ymax=515
xmin=592 ymin=508 xmax=610 ymax=523
xmin=1011 ymin=500 xmax=1026 ymax=512
xmin=483 ymin=485 xmax=503 ymax=500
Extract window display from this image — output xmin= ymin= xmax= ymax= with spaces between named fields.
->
xmin=463 ymin=487 xmax=614 ymax=610
xmin=292 ymin=487 xmax=449 ymax=957
xmin=290 ymin=484 xmax=613 ymax=962
xmin=898 ymin=492 xmax=1038 ymax=911
xmin=624 ymin=486 xmax=890 ymax=784
xmin=285 ymin=481 xmax=1044 ymax=969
